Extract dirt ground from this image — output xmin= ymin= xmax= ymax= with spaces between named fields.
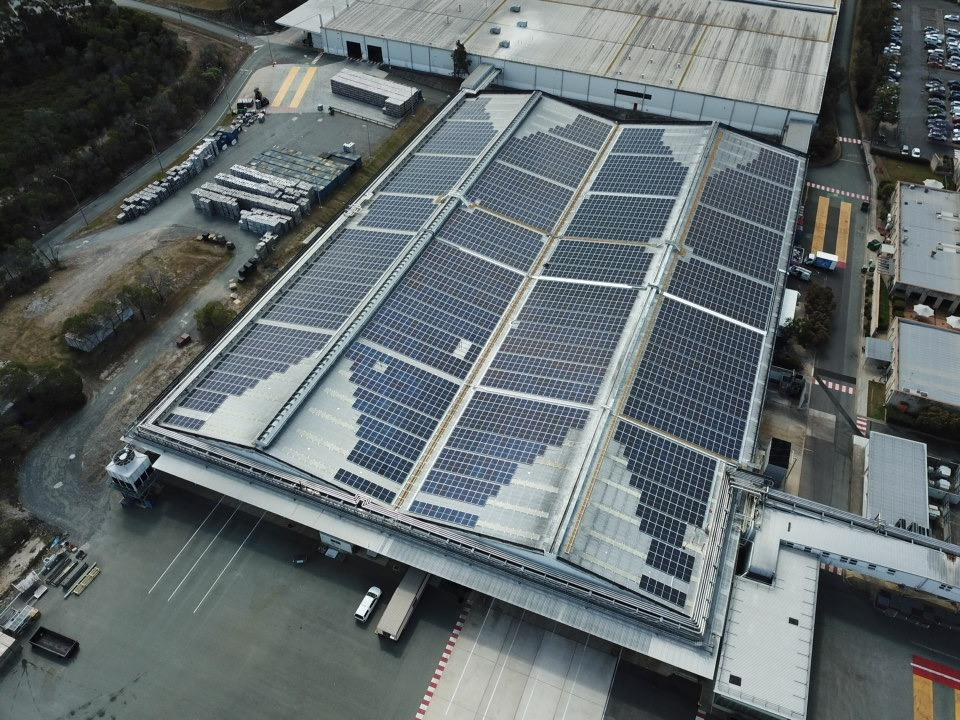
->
xmin=0 ymin=227 xmax=229 ymax=368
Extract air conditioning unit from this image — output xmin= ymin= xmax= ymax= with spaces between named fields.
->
xmin=517 ymin=20 xmax=527 ymax=27
xmin=499 ymin=40 xmax=511 ymax=48
xmin=510 ymin=4 xmax=521 ymax=11
xmin=490 ymin=26 xmax=501 ymax=34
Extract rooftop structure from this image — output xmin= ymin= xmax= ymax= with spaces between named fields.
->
xmin=890 ymin=319 xmax=960 ymax=410
xmin=277 ymin=0 xmax=838 ymax=148
xmin=892 ymin=183 xmax=960 ymax=313
xmin=863 ymin=432 xmax=929 ymax=533
xmin=130 ymin=90 xmax=804 ymax=668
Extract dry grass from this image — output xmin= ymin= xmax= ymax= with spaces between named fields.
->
xmin=0 ymin=235 xmax=229 ymax=372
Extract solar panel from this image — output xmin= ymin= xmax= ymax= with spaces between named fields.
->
xmin=646 ymin=539 xmax=694 ymax=582
xmin=566 ymin=195 xmax=675 ymax=242
xmin=384 ymin=155 xmax=474 ymax=195
xmin=468 ymin=161 xmax=573 ymax=232
xmin=624 ymin=298 xmax=764 ymax=459
xmin=421 ymin=120 xmax=497 ymax=156
xmin=591 ymin=154 xmax=689 ymax=196
xmin=484 ymin=282 xmax=639 ymax=403
xmin=543 ymin=240 xmax=651 ymax=285
xmin=334 ymin=468 xmax=397 ymax=503
xmin=668 ymin=257 xmax=773 ymax=329
xmin=264 ymin=227 xmax=409 ymax=330
xmin=409 ymin=500 xmax=479 ymax=528
xmin=360 ymin=240 xmax=523 ymax=379
xmin=700 ymin=169 xmax=792 ymax=231
xmin=636 ymin=505 xmax=687 ymax=547
xmin=497 ymin=131 xmax=597 ymax=188
xmin=357 ymin=194 xmax=436 ymax=232
xmin=738 ymin=146 xmax=800 ymax=188
xmin=450 ymin=97 xmax=491 ymax=121
xmin=683 ymin=205 xmax=785 ymax=284
xmin=165 ymin=413 xmax=205 ymax=431
xmin=549 ymin=114 xmax=612 ymax=150
xmin=612 ymin=127 xmax=672 ymax=155
xmin=639 ymin=574 xmax=687 ymax=607
xmin=438 ymin=207 xmax=544 ymax=271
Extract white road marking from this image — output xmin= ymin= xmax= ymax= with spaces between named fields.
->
xmin=148 ymin=496 xmax=224 ymax=594
xmin=444 ymin=601 xmax=494 ymax=717
xmin=558 ymin=638 xmax=589 ymax=720
xmin=167 ymin=503 xmax=240 ymax=602
xmin=480 ymin=609 xmax=525 ymax=720
xmin=193 ymin=511 xmax=264 ymax=614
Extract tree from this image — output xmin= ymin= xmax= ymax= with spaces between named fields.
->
xmin=871 ymin=84 xmax=899 ymax=126
xmin=62 ymin=311 xmax=101 ymax=339
xmin=139 ymin=266 xmax=173 ymax=303
xmin=451 ymin=40 xmax=471 ymax=78
xmin=118 ymin=282 xmax=160 ymax=321
xmin=195 ymin=300 xmax=236 ymax=342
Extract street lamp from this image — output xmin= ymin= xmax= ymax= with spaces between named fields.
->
xmin=52 ymin=174 xmax=88 ymax=228
xmin=133 ymin=121 xmax=164 ymax=175
xmin=237 ymin=0 xmax=247 ymax=38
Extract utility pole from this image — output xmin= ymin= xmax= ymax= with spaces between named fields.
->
xmin=237 ymin=0 xmax=247 ymax=39
xmin=52 ymin=174 xmax=88 ymax=228
xmin=133 ymin=121 xmax=164 ymax=175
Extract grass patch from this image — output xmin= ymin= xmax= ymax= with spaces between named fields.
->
xmin=867 ymin=380 xmax=887 ymax=421
xmin=875 ymin=155 xmax=952 ymax=189
xmin=877 ymin=277 xmax=891 ymax=332
xmin=149 ymin=0 xmax=233 ymax=12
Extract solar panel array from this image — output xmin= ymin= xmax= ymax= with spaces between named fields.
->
xmin=543 ymin=240 xmax=651 ymax=286
xmin=548 ymin=114 xmax=612 ymax=150
xmin=437 ymin=207 xmax=544 ymax=272
xmin=483 ymin=282 xmax=639 ymax=404
xmin=384 ymin=155 xmax=474 ymax=195
xmin=357 ymin=194 xmax=437 ymax=231
xmin=667 ymin=258 xmax=773 ymax=330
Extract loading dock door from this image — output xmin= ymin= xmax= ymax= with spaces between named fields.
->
xmin=368 ymin=44 xmax=384 ymax=63
xmin=346 ymin=41 xmax=362 ymax=59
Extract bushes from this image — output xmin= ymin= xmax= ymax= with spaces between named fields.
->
xmin=888 ymin=403 xmax=960 ymax=442
xmin=791 ymin=283 xmax=836 ymax=348
xmin=810 ymin=59 xmax=846 ymax=161
xmin=0 ymin=362 xmax=85 ymax=423
xmin=877 ymin=279 xmax=891 ymax=332
xmin=851 ymin=0 xmax=895 ymax=111
xmin=195 ymin=300 xmax=236 ymax=341
xmin=0 ymin=513 xmax=30 ymax=563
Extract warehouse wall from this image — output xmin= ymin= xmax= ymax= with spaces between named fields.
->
xmin=310 ymin=30 xmax=815 ymax=145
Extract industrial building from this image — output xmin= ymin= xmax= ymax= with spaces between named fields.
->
xmin=890 ymin=183 xmax=960 ymax=314
xmin=277 ymin=0 xmax=838 ymax=151
xmin=887 ymin=318 xmax=960 ymax=413
xmin=119 ymin=91 xmax=960 ymax=720
xmin=862 ymin=432 xmax=930 ymax=533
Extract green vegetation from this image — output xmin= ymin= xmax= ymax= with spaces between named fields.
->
xmin=871 ymin=83 xmax=899 ymax=126
xmin=0 ymin=361 xmax=86 ymax=497
xmin=0 ymin=0 xmax=232 ymax=250
xmin=851 ymin=0 xmax=895 ymax=113
xmin=0 ymin=509 xmax=31 ymax=564
xmin=783 ymin=284 xmax=836 ymax=349
xmin=867 ymin=380 xmax=887 ymax=421
xmin=227 ymin=0 xmax=298 ymax=27
xmin=877 ymin=277 xmax=891 ymax=332
xmin=809 ymin=60 xmax=846 ymax=161
xmin=887 ymin=403 xmax=960 ymax=442
xmin=195 ymin=300 xmax=237 ymax=341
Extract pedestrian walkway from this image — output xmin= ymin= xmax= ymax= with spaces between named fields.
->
xmin=822 ymin=378 xmax=855 ymax=396
xmin=422 ymin=599 xmax=618 ymax=720
xmin=806 ymin=181 xmax=870 ymax=202
xmin=838 ymin=136 xmax=862 ymax=144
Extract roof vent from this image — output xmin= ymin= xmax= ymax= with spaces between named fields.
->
xmin=510 ymin=4 xmax=521 ymax=11
xmin=490 ymin=25 xmax=501 ymax=34
xmin=112 ymin=446 xmax=137 ymax=466
xmin=499 ymin=39 xmax=511 ymax=48
xmin=517 ymin=20 xmax=527 ymax=27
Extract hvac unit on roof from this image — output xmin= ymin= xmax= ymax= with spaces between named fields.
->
xmin=490 ymin=26 xmax=501 ymax=34
xmin=499 ymin=39 xmax=511 ymax=48
xmin=517 ymin=20 xmax=527 ymax=27
xmin=510 ymin=4 xmax=521 ymax=11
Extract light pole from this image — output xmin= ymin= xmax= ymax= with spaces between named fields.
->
xmin=133 ymin=120 xmax=164 ymax=175
xmin=52 ymin=174 xmax=88 ymax=228
xmin=237 ymin=0 xmax=247 ymax=39
xmin=262 ymin=23 xmax=275 ymax=65
xmin=363 ymin=123 xmax=371 ymax=157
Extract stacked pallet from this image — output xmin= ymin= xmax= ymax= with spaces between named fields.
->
xmin=239 ymin=209 xmax=294 ymax=236
xmin=330 ymin=69 xmax=421 ymax=117
xmin=249 ymin=148 xmax=358 ymax=203
xmin=191 ymin=187 xmax=240 ymax=220
xmin=193 ymin=182 xmax=301 ymax=220
xmin=214 ymin=172 xmax=282 ymax=198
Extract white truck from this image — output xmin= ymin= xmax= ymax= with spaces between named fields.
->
xmin=375 ymin=568 xmax=429 ymax=641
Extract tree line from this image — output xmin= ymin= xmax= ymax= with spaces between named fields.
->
xmin=0 ymin=0 xmax=230 ymax=247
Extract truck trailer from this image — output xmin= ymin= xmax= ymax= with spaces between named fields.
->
xmin=807 ymin=251 xmax=839 ymax=270
xmin=29 ymin=627 xmax=78 ymax=659
xmin=375 ymin=568 xmax=429 ymax=641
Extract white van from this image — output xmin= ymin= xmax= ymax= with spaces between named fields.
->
xmin=354 ymin=586 xmax=382 ymax=623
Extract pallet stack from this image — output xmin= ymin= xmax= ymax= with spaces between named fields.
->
xmin=330 ymin=68 xmax=421 ymax=117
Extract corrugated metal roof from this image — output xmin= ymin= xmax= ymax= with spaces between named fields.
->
xmin=896 ymin=184 xmax=960 ymax=297
xmin=279 ymin=0 xmax=836 ymax=114
xmin=864 ymin=433 xmax=930 ymax=531
xmin=714 ymin=549 xmax=818 ymax=720
xmin=866 ymin=337 xmax=892 ymax=363
xmin=897 ymin=320 xmax=960 ymax=408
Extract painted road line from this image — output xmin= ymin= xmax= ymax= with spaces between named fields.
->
xmin=443 ymin=602 xmax=493 ymax=718
xmin=193 ymin=511 xmax=264 ymax=614
xmin=912 ymin=656 xmax=960 ymax=691
xmin=272 ymin=66 xmax=301 ymax=107
xmin=856 ymin=416 xmax=869 ymax=434
xmin=290 ymin=66 xmax=318 ymax=109
xmin=837 ymin=201 xmax=852 ymax=268
xmin=824 ymin=379 xmax=855 ymax=395
xmin=416 ymin=604 xmax=471 ymax=719
xmin=148 ymin=496 xmax=223 ymax=594
xmin=806 ymin=181 xmax=870 ymax=202
xmin=812 ymin=195 xmax=830 ymax=254
xmin=167 ymin=504 xmax=241 ymax=602
xmin=914 ymin=674 xmax=934 ymax=720
xmin=838 ymin=136 xmax=862 ymax=144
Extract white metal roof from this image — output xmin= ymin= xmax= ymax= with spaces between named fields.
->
xmin=897 ymin=320 xmax=960 ymax=408
xmin=896 ymin=184 xmax=960 ymax=297
xmin=714 ymin=549 xmax=818 ymax=720
xmin=864 ymin=432 xmax=930 ymax=531
xmin=278 ymin=0 xmax=837 ymax=114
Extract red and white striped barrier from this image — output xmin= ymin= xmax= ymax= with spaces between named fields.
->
xmin=806 ymin=181 xmax=871 ymax=202
xmin=415 ymin=603 xmax=471 ymax=719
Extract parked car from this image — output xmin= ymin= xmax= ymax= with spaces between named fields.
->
xmin=901 ymin=144 xmax=910 ymax=155
xmin=946 ymin=14 xmax=960 ymax=22
xmin=912 ymin=147 xmax=922 ymax=158
xmin=788 ymin=266 xmax=812 ymax=282
xmin=354 ymin=587 xmax=382 ymax=623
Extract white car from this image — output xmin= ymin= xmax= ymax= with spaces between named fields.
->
xmin=912 ymin=147 xmax=922 ymax=158
xmin=354 ymin=586 xmax=382 ymax=623
xmin=947 ymin=14 xmax=960 ymax=22
xmin=901 ymin=144 xmax=910 ymax=155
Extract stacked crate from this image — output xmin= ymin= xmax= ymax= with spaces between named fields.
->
xmin=330 ymin=69 xmax=421 ymax=117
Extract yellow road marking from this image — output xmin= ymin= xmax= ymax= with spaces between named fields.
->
xmin=812 ymin=194 xmax=830 ymax=254
xmin=289 ymin=66 xmax=317 ymax=109
xmin=836 ymin=201 xmax=851 ymax=265
xmin=914 ymin=674 xmax=934 ymax=720
xmin=954 ymin=688 xmax=960 ymax=720
xmin=272 ymin=66 xmax=300 ymax=108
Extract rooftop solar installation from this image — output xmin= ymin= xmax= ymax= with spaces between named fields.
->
xmin=147 ymin=93 xmax=804 ymax=615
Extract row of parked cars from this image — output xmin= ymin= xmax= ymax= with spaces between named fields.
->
xmin=924 ymin=19 xmax=960 ymax=70
xmin=924 ymin=76 xmax=960 ymax=144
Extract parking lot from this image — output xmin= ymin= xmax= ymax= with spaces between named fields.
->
xmin=0 ymin=486 xmax=463 ymax=720
xmin=891 ymin=0 xmax=960 ymax=157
